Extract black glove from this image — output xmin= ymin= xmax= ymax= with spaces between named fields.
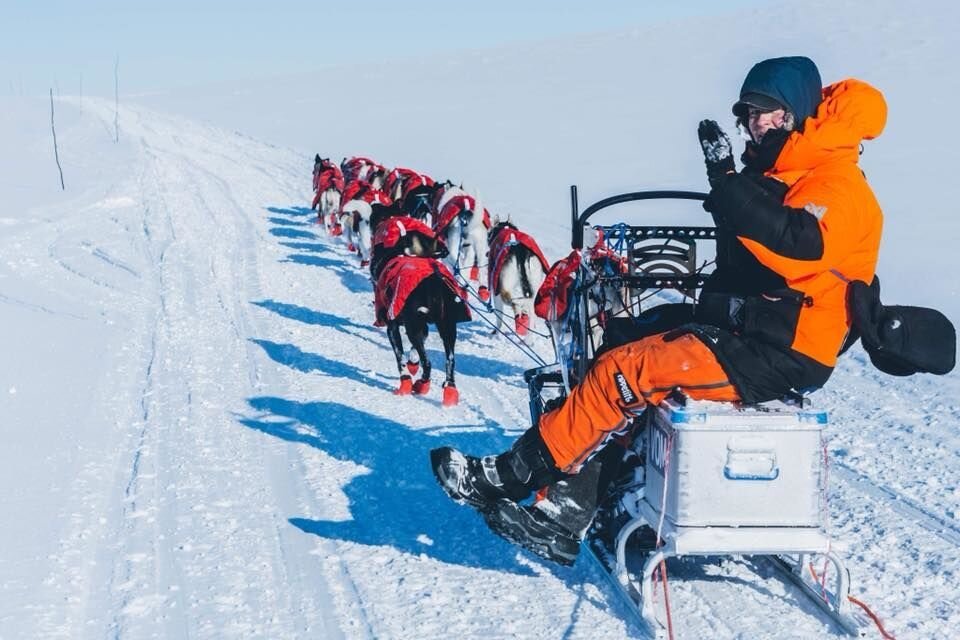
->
xmin=741 ymin=127 xmax=791 ymax=173
xmin=697 ymin=120 xmax=735 ymax=189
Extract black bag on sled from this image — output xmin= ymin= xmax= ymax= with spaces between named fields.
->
xmin=846 ymin=277 xmax=956 ymax=376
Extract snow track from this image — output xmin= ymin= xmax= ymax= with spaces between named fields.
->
xmin=3 ymin=97 xmax=957 ymax=639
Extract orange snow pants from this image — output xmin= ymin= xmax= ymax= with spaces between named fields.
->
xmin=539 ymin=333 xmax=740 ymax=472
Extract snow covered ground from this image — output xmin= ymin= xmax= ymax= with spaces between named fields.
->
xmin=2 ymin=1 xmax=959 ymax=638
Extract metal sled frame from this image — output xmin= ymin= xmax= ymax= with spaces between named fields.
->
xmin=526 ymin=187 xmax=716 ymax=396
xmin=609 ymin=502 xmax=868 ymax=637
xmin=525 ymin=186 xmax=869 ymax=637
xmin=568 ymin=187 xmax=715 ymax=384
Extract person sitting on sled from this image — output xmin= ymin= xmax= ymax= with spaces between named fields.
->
xmin=431 ymin=56 xmax=889 ymax=564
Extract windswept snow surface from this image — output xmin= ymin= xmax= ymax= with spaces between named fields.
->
xmin=0 ymin=97 xmax=637 ymax=639
xmin=3 ymin=2 xmax=960 ymax=639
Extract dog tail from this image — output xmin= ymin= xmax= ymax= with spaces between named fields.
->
xmin=517 ymin=246 xmax=534 ymax=298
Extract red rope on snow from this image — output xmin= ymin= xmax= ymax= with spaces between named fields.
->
xmin=658 ymin=560 xmax=675 ymax=640
xmin=808 ymin=564 xmax=896 ymax=639
xmin=847 ymin=595 xmax=897 ymax=640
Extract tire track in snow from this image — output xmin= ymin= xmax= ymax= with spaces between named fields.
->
xmin=126 ymin=102 xmax=352 ymax=637
xmin=833 ymin=462 xmax=960 ymax=547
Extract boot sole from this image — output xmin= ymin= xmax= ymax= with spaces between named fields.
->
xmin=482 ymin=499 xmax=580 ymax=567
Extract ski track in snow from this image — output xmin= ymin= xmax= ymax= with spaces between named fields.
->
xmin=5 ymin=96 xmax=958 ymax=639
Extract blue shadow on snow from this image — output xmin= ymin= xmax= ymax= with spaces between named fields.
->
xmin=251 ymin=338 xmax=393 ymax=392
xmin=238 ymin=396 xmax=541 ymax=573
xmin=283 ymin=253 xmax=346 ymax=269
xmin=251 ymin=300 xmax=382 ymax=349
xmin=279 ymin=241 xmax=330 ymax=254
xmin=268 ymin=216 xmax=310 ymax=227
xmin=253 ymin=299 xmax=375 ymax=333
xmin=426 ymin=348 xmax=525 ymax=381
xmin=270 ymin=227 xmax=317 ymax=240
xmin=283 ymin=253 xmax=373 ymax=294
xmin=267 ymin=205 xmax=314 ymax=217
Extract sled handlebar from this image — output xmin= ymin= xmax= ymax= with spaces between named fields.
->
xmin=570 ymin=186 xmax=709 ymax=249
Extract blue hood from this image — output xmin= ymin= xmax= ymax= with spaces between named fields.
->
xmin=733 ymin=56 xmax=823 ymax=127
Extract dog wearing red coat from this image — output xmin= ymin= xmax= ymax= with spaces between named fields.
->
xmin=487 ymin=219 xmax=549 ymax=336
xmin=370 ymin=206 xmax=470 ymax=406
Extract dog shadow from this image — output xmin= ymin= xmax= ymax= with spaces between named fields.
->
xmin=268 ymin=216 xmax=310 ymax=227
xmin=279 ymin=241 xmax=331 ymax=254
xmin=425 ymin=347 xmax=525 ymax=382
xmin=251 ymin=300 xmax=382 ymax=349
xmin=271 ymin=227 xmax=318 ymax=240
xmin=267 ymin=205 xmax=314 ymax=218
xmin=251 ymin=338 xmax=393 ymax=392
xmin=282 ymin=253 xmax=372 ymax=294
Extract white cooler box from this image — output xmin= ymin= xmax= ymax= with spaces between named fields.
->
xmin=643 ymin=397 xmax=826 ymax=528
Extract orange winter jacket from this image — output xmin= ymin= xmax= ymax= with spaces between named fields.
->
xmin=725 ymin=79 xmax=887 ymax=367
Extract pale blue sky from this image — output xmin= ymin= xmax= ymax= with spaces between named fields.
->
xmin=2 ymin=1 xmax=769 ymax=96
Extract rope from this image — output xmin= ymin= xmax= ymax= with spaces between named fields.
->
xmin=461 ymin=277 xmax=553 ymax=339
xmin=463 ymin=297 xmax=548 ymax=367
xmin=789 ymin=433 xmax=896 ymax=640
xmin=599 ymin=223 xmax=628 ymax=278
xmin=847 ymin=596 xmax=897 ymax=640
xmin=659 ymin=559 xmax=675 ymax=640
xmin=807 ymin=564 xmax=897 ymax=639
xmin=651 ymin=430 xmax=676 ymax=640
xmin=460 ymin=275 xmax=552 ymax=347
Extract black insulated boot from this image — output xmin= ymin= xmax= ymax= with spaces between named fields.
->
xmin=430 ymin=447 xmax=525 ymax=509
xmin=482 ymin=499 xmax=582 ymax=566
xmin=430 ymin=427 xmax=563 ymax=511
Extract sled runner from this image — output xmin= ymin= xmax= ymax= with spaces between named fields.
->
xmin=526 ymin=187 xmax=870 ymax=637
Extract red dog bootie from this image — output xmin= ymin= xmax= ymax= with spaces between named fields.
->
xmin=469 ymin=265 xmax=480 ymax=281
xmin=477 ymin=286 xmax=490 ymax=302
xmin=442 ymin=383 xmax=459 ymax=407
xmin=413 ymin=379 xmax=431 ymax=395
xmin=515 ymin=313 xmax=530 ymax=336
xmin=395 ymin=375 xmax=413 ymax=395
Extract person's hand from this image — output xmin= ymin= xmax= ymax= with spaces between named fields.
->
xmin=698 ymin=120 xmax=735 ymax=189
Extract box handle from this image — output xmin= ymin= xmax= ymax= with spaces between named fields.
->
xmin=724 ymin=450 xmax=780 ymax=481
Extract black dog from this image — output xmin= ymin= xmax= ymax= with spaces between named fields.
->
xmin=370 ymin=204 xmax=469 ymax=406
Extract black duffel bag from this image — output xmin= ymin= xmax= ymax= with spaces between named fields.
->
xmin=847 ymin=277 xmax=956 ymax=376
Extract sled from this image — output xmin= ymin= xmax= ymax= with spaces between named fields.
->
xmin=525 ymin=187 xmax=870 ymax=637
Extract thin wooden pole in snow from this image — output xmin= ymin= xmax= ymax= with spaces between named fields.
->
xmin=50 ymin=88 xmax=65 ymax=190
xmin=114 ymin=55 xmax=119 ymax=143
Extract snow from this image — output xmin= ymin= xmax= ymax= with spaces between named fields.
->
xmin=1 ymin=1 xmax=959 ymax=638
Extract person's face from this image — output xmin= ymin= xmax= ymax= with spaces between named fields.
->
xmin=747 ymin=107 xmax=787 ymax=142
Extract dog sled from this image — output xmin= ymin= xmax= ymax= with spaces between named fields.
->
xmin=525 ymin=187 xmax=872 ymax=637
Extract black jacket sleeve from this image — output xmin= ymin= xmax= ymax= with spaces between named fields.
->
xmin=708 ymin=174 xmax=824 ymax=261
